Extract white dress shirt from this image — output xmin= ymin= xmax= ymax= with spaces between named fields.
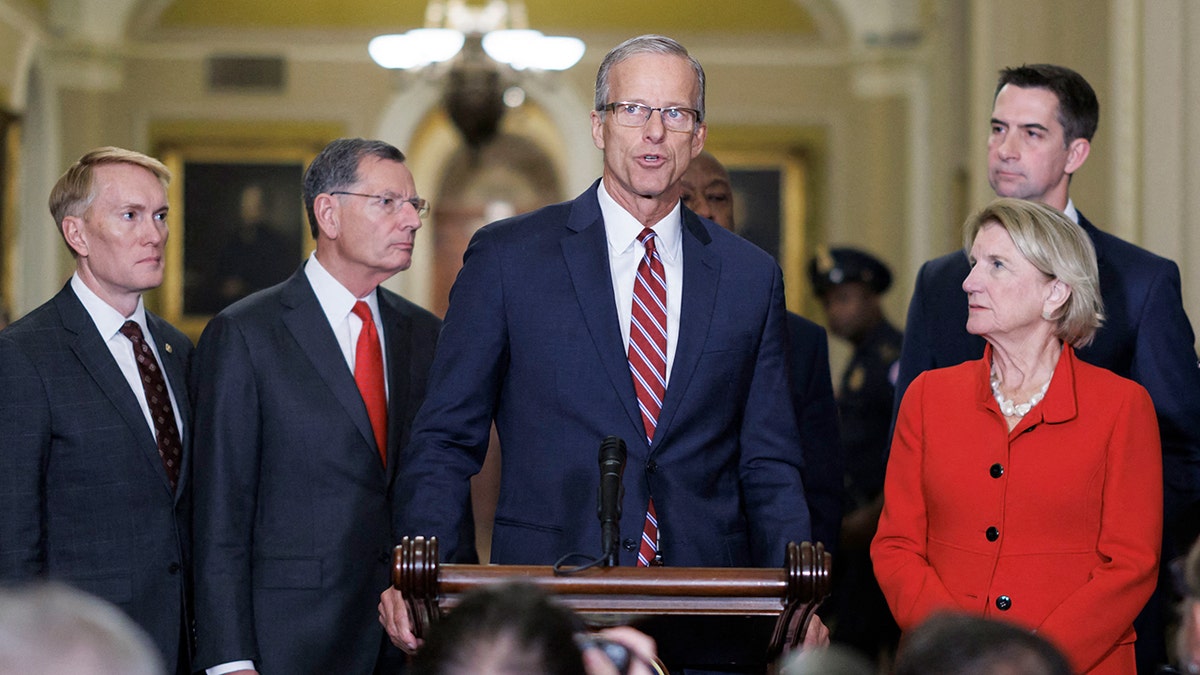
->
xmin=304 ymin=251 xmax=389 ymax=396
xmin=1064 ymin=198 xmax=1080 ymax=224
xmin=70 ymin=273 xmax=185 ymax=441
xmin=598 ymin=180 xmax=683 ymax=386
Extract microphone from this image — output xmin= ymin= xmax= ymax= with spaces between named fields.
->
xmin=597 ymin=435 xmax=627 ymax=567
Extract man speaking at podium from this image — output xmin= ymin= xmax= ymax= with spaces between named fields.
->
xmin=384 ymin=35 xmax=825 ymax=658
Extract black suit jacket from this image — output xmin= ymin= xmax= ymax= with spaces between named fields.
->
xmin=0 ymin=283 xmax=193 ymax=674
xmin=786 ymin=312 xmax=843 ymax=556
xmin=895 ymin=212 xmax=1200 ymax=550
xmin=190 ymin=266 xmax=440 ymax=674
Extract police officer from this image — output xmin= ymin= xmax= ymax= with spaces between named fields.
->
xmin=809 ymin=246 xmax=901 ymax=661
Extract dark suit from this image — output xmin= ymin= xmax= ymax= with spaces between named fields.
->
xmin=190 ymin=266 xmax=440 ymax=674
xmin=397 ymin=183 xmax=811 ymax=569
xmin=894 ymin=211 xmax=1200 ymax=672
xmin=0 ymin=283 xmax=193 ymax=674
xmin=786 ymin=312 xmax=843 ymax=555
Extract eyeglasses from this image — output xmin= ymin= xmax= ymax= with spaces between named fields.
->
xmin=601 ymin=102 xmax=701 ymax=133
xmin=330 ymin=191 xmax=429 ymax=217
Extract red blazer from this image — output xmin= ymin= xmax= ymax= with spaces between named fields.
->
xmin=872 ymin=344 xmax=1161 ymax=674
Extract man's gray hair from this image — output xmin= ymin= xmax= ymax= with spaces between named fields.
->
xmin=594 ymin=35 xmax=705 ymax=122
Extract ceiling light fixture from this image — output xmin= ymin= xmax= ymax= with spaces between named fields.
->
xmin=369 ymin=0 xmax=585 ymax=73
xmin=370 ymin=0 xmax=584 ymax=147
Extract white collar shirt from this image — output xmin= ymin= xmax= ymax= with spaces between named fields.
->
xmin=598 ymin=180 xmax=683 ymax=385
xmin=70 ymin=273 xmax=185 ymax=441
xmin=304 ymin=252 xmax=389 ymax=398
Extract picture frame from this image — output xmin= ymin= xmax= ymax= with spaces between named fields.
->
xmin=715 ymin=149 xmax=810 ymax=315
xmin=0 ymin=111 xmax=18 ymax=324
xmin=155 ymin=143 xmax=319 ymax=339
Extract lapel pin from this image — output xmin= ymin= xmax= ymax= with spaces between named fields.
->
xmin=164 ymin=343 xmax=173 ymax=354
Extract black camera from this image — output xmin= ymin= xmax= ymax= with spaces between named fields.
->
xmin=575 ymin=633 xmax=632 ymax=674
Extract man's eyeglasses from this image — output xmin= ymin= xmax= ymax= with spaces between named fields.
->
xmin=601 ymin=102 xmax=701 ymax=133
xmin=330 ymin=191 xmax=429 ymax=217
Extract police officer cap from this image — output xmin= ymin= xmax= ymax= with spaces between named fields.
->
xmin=808 ymin=247 xmax=893 ymax=297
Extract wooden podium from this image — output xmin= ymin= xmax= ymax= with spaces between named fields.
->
xmin=392 ymin=536 xmax=831 ymax=667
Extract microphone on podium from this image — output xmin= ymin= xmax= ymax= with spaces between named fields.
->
xmin=597 ymin=435 xmax=627 ymax=567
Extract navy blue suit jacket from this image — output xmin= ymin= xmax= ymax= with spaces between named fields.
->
xmin=0 ymin=284 xmax=193 ymax=674
xmin=786 ymin=312 xmax=843 ymax=556
xmin=397 ymin=183 xmax=812 ymax=568
xmin=190 ymin=267 xmax=440 ymax=674
xmin=895 ymin=212 xmax=1200 ymax=550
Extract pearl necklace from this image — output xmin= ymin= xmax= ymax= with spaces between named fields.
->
xmin=990 ymin=369 xmax=1051 ymax=417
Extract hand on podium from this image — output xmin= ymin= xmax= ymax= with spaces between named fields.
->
xmin=801 ymin=615 xmax=830 ymax=648
xmin=378 ymin=587 xmax=421 ymax=653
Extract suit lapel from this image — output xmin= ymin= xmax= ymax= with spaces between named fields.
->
xmin=560 ymin=186 xmax=646 ymax=442
xmin=279 ymin=271 xmax=381 ymax=468
xmin=1078 ymin=212 xmax=1108 ymax=266
xmin=654 ymin=210 xmax=719 ymax=447
xmin=147 ymin=312 xmax=191 ymax=501
xmin=54 ymin=286 xmax=173 ymax=492
xmin=378 ymin=290 xmax=412 ymax=478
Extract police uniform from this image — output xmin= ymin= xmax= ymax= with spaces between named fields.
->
xmin=809 ymin=247 xmax=902 ymax=659
xmin=837 ymin=320 xmax=901 ymax=509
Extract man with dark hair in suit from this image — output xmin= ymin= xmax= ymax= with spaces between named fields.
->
xmin=383 ymin=35 xmax=828 ymax=662
xmin=0 ymin=146 xmax=193 ymax=674
xmin=681 ymin=150 xmax=844 ymax=556
xmin=895 ymin=63 xmax=1200 ymax=673
xmin=190 ymin=137 xmax=441 ymax=675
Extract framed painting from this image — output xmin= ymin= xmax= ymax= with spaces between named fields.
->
xmin=716 ymin=149 xmax=810 ymax=315
xmin=0 ymin=110 xmax=18 ymax=326
xmin=156 ymin=144 xmax=319 ymax=338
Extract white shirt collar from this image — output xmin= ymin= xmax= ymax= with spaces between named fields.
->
xmin=70 ymin=273 xmax=148 ymax=340
xmin=597 ymin=181 xmax=683 ymax=263
xmin=305 ymin=251 xmax=380 ymax=324
xmin=1063 ymin=199 xmax=1080 ymax=224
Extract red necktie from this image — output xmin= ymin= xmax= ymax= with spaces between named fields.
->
xmin=352 ymin=301 xmax=388 ymax=467
xmin=120 ymin=321 xmax=182 ymax=491
xmin=629 ymin=228 xmax=666 ymax=566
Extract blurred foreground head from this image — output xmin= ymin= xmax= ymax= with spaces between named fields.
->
xmin=0 ymin=583 xmax=163 ymax=675
xmin=894 ymin=613 xmax=1071 ymax=675
xmin=412 ymin=582 xmax=586 ymax=675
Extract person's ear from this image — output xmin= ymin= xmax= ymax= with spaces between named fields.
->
xmin=313 ymin=194 xmax=340 ymax=241
xmin=691 ymin=122 xmax=707 ymax=159
xmin=1065 ymin=137 xmax=1090 ymax=175
xmin=1043 ymin=279 xmax=1071 ymax=316
xmin=591 ymin=110 xmax=606 ymax=151
xmin=1186 ymin=600 xmax=1200 ymax=663
xmin=62 ymin=216 xmax=88 ymax=257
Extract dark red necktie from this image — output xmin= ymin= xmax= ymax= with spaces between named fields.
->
xmin=352 ymin=301 xmax=388 ymax=467
xmin=120 ymin=321 xmax=182 ymax=491
xmin=629 ymin=228 xmax=666 ymax=566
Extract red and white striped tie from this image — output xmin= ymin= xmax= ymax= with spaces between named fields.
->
xmin=629 ymin=227 xmax=666 ymax=567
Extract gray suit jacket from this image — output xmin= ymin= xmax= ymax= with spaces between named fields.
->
xmin=0 ymin=283 xmax=193 ymax=674
xmin=190 ymin=265 xmax=440 ymax=674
